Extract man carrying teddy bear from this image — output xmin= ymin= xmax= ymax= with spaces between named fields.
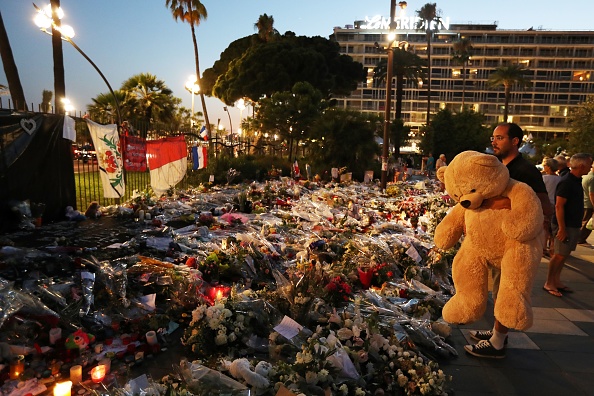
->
xmin=467 ymin=123 xmax=553 ymax=358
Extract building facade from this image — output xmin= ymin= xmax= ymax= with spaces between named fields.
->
xmin=331 ymin=17 xmax=594 ymax=143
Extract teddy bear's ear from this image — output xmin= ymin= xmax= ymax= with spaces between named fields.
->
xmin=437 ymin=166 xmax=447 ymax=182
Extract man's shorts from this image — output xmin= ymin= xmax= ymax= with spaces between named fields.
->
xmin=551 ymin=223 xmax=580 ymax=256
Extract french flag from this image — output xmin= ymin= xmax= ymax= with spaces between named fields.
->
xmin=146 ymin=136 xmax=187 ymax=195
xmin=192 ymin=146 xmax=208 ymax=170
xmin=199 ymin=125 xmax=208 ymax=141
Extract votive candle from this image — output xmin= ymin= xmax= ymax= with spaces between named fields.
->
xmin=53 ymin=381 xmax=72 ymax=396
xmin=90 ymin=365 xmax=106 ymax=383
xmin=70 ymin=365 xmax=82 ymax=384
xmin=145 ymin=330 xmax=158 ymax=346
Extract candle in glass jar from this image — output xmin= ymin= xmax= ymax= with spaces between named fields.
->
xmin=145 ymin=330 xmax=158 ymax=346
xmin=90 ymin=365 xmax=106 ymax=383
xmin=53 ymin=381 xmax=72 ymax=396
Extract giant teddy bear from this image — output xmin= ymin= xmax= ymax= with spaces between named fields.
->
xmin=434 ymin=150 xmax=543 ymax=331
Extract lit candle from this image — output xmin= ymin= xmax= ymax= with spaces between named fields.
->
xmin=70 ymin=365 xmax=82 ymax=384
xmin=9 ymin=355 xmax=25 ymax=380
xmin=53 ymin=381 xmax=72 ymax=396
xmin=90 ymin=365 xmax=106 ymax=383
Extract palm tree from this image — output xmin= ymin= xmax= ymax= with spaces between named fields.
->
xmin=487 ymin=64 xmax=531 ymax=122
xmin=451 ymin=38 xmax=473 ymax=110
xmin=374 ymin=47 xmax=425 ymax=120
xmin=41 ymin=89 xmax=53 ymax=113
xmin=415 ymin=3 xmax=442 ymax=126
xmin=166 ymin=0 xmax=211 ymax=137
xmin=0 ymin=11 xmax=27 ymax=110
xmin=87 ymin=91 xmax=127 ymax=124
xmin=50 ymin=0 xmax=66 ymax=113
xmin=254 ymin=14 xmax=278 ymax=43
xmin=120 ymin=73 xmax=176 ymax=135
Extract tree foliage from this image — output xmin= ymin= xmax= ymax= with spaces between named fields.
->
xmin=487 ymin=64 xmax=531 ymax=122
xmin=308 ymin=108 xmax=381 ymax=178
xmin=419 ymin=108 xmax=491 ymax=160
xmin=568 ymin=97 xmax=594 ymax=154
xmin=212 ymin=34 xmax=366 ymax=104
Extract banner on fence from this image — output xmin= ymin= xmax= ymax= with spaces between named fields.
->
xmin=86 ymin=120 xmax=125 ymax=198
xmin=192 ymin=146 xmax=208 ymax=170
xmin=121 ymin=135 xmax=147 ymax=172
xmin=146 ymin=136 xmax=187 ymax=195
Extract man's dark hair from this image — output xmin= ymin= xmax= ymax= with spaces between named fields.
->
xmin=499 ymin=122 xmax=524 ymax=146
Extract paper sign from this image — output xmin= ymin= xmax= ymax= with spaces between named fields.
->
xmin=273 ymin=315 xmax=303 ymax=340
xmin=406 ymin=245 xmax=422 ymax=263
xmin=209 ymin=174 xmax=215 ymax=183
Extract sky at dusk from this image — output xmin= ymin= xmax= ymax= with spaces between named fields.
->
xmin=1 ymin=0 xmax=593 ymax=132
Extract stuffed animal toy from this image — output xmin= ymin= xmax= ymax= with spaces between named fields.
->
xmin=65 ymin=329 xmax=96 ymax=350
xmin=434 ymin=151 xmax=543 ymax=331
xmin=226 ymin=358 xmax=271 ymax=392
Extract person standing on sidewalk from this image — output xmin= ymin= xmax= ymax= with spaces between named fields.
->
xmin=542 ymin=158 xmax=561 ymax=256
xmin=464 ymin=122 xmax=553 ymax=359
xmin=544 ymin=153 xmax=593 ymax=295
xmin=577 ymin=161 xmax=594 ymax=246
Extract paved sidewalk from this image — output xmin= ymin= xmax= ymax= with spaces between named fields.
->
xmin=441 ymin=236 xmax=594 ymax=396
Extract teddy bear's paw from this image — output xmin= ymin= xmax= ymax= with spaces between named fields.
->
xmin=443 ymin=298 xmax=485 ymax=325
xmin=494 ymin=298 xmax=533 ymax=331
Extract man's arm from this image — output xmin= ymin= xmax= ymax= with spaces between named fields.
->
xmin=555 ymin=196 xmax=568 ymax=241
xmin=537 ymin=192 xmax=554 ymax=219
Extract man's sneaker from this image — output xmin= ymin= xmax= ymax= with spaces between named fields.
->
xmin=464 ymin=340 xmax=506 ymax=359
xmin=469 ymin=330 xmax=508 ymax=345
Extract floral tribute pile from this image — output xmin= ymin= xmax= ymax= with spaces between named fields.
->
xmin=0 ymin=177 xmax=459 ymax=396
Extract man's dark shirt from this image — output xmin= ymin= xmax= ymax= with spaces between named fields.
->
xmin=506 ymin=153 xmax=548 ymax=194
xmin=558 ymin=167 xmax=570 ymax=177
xmin=552 ymin=172 xmax=584 ymax=228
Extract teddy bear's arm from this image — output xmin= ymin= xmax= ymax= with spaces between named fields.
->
xmin=434 ymin=204 xmax=465 ymax=249
xmin=501 ymin=180 xmax=544 ymax=241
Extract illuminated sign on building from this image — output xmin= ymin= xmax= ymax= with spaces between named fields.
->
xmin=358 ymin=15 xmax=450 ymax=30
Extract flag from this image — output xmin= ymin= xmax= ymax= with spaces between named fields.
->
xmin=192 ymin=146 xmax=208 ymax=170
xmin=121 ymin=135 xmax=147 ymax=172
xmin=86 ymin=120 xmax=125 ymax=198
xmin=146 ymin=136 xmax=187 ymax=195
xmin=63 ymin=115 xmax=76 ymax=141
xmin=199 ymin=125 xmax=208 ymax=141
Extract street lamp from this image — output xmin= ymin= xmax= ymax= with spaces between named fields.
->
xmin=33 ymin=3 xmax=122 ymax=126
xmin=185 ymin=75 xmax=200 ymax=128
xmin=381 ymin=0 xmax=407 ymax=190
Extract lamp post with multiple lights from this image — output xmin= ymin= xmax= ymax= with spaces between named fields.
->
xmin=381 ymin=1 xmax=407 ymax=190
xmin=33 ymin=3 xmax=122 ymax=125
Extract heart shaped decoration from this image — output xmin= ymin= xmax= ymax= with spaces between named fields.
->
xmin=20 ymin=118 xmax=37 ymax=135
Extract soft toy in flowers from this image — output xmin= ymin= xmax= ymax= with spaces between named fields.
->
xmin=434 ymin=151 xmax=543 ymax=331
xmin=65 ymin=329 xmax=96 ymax=350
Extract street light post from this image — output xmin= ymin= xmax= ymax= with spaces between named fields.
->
xmin=185 ymin=75 xmax=200 ymax=129
xmin=381 ymin=0 xmax=407 ymax=190
xmin=33 ymin=3 xmax=122 ymax=126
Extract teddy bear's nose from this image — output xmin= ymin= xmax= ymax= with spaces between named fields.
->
xmin=460 ymin=200 xmax=471 ymax=208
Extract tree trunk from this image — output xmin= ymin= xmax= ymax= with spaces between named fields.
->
xmin=426 ymin=33 xmax=431 ymax=126
xmin=191 ymin=24 xmax=212 ymax=152
xmin=395 ymin=74 xmax=404 ymax=119
xmin=504 ymin=84 xmax=510 ymax=122
xmin=461 ymin=62 xmax=466 ymax=110
xmin=51 ymin=0 xmax=66 ymax=114
xmin=0 ymin=11 xmax=27 ymax=111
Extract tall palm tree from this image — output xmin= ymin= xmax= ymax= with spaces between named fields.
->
xmin=0 ymin=11 xmax=27 ymax=111
xmin=374 ymin=47 xmax=425 ymax=120
xmin=451 ymin=37 xmax=473 ymax=110
xmin=254 ymin=14 xmax=278 ymax=43
xmin=120 ymin=73 xmax=176 ymax=135
xmin=415 ymin=3 xmax=442 ymax=126
xmin=487 ymin=64 xmax=531 ymax=123
xmin=166 ymin=0 xmax=211 ymax=137
xmin=87 ymin=91 xmax=127 ymax=124
xmin=50 ymin=0 xmax=66 ymax=113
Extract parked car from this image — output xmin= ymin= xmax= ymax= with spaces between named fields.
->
xmin=79 ymin=144 xmax=97 ymax=163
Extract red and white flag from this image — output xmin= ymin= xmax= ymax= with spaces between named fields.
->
xmin=146 ymin=136 xmax=187 ymax=195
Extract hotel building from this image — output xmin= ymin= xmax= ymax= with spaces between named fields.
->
xmin=331 ymin=13 xmax=594 ymax=144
